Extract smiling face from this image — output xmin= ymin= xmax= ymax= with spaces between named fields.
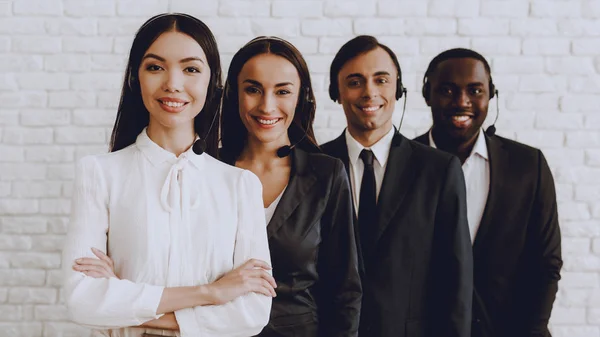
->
xmin=138 ymin=30 xmax=211 ymax=131
xmin=237 ymin=53 xmax=301 ymax=147
xmin=336 ymin=47 xmax=398 ymax=135
xmin=426 ymin=57 xmax=490 ymax=143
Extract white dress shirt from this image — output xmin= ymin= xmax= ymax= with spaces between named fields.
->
xmin=429 ymin=129 xmax=490 ymax=244
xmin=62 ymin=129 xmax=271 ymax=337
xmin=345 ymin=127 xmax=395 ymax=215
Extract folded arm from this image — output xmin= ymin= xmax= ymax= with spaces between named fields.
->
xmin=65 ymin=158 xmax=274 ymax=332
xmin=174 ymin=170 xmax=273 ymax=337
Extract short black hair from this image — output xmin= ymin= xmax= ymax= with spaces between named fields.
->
xmin=329 ymin=35 xmax=402 ymax=102
xmin=424 ymin=48 xmax=491 ymax=79
xmin=422 ymin=48 xmax=493 ymax=100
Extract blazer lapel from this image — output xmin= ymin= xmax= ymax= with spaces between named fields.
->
xmin=372 ymin=133 xmax=416 ymax=244
xmin=472 ymin=134 xmax=508 ymax=253
xmin=326 ymin=132 xmax=351 ymax=176
xmin=267 ymin=148 xmax=317 ymax=239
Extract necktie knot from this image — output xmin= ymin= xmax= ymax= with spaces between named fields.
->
xmin=360 ymin=149 xmax=375 ymax=167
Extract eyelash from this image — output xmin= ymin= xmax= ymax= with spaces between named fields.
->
xmin=185 ymin=67 xmax=201 ymax=73
xmin=146 ymin=64 xmax=162 ymax=71
xmin=245 ymin=87 xmax=261 ymax=94
xmin=347 ymin=78 xmax=389 ymax=87
xmin=144 ymin=64 xmax=201 ymax=74
xmin=244 ymin=87 xmax=292 ymax=96
xmin=440 ymin=88 xmax=484 ymax=96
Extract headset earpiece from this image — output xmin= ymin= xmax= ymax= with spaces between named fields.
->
xmin=128 ymin=71 xmax=137 ymax=91
xmin=328 ymin=81 xmax=337 ymax=102
xmin=421 ymin=79 xmax=430 ymax=102
xmin=396 ymin=76 xmax=405 ymax=100
xmin=305 ymin=86 xmax=314 ymax=104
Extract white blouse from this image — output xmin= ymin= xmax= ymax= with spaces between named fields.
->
xmin=62 ymin=129 xmax=272 ymax=337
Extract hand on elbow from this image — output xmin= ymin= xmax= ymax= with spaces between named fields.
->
xmin=72 ymin=247 xmax=118 ymax=279
xmin=206 ymin=259 xmax=277 ymax=305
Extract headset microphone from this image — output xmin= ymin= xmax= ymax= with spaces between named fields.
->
xmin=276 ymin=86 xmax=314 ymax=158
xmin=485 ymin=89 xmax=500 ymax=137
xmin=276 ymin=126 xmax=308 ymax=158
xmin=193 ymin=87 xmax=223 ymax=155
xmin=396 ymin=88 xmax=408 ymax=133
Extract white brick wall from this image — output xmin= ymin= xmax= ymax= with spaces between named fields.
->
xmin=0 ymin=0 xmax=598 ymax=335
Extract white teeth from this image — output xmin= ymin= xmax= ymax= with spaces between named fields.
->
xmin=162 ymin=101 xmax=185 ymax=108
xmin=257 ymin=118 xmax=279 ymax=125
xmin=362 ymin=106 xmax=379 ymax=112
xmin=453 ymin=115 xmax=470 ymax=122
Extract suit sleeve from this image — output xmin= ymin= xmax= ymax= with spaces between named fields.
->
xmin=174 ymin=170 xmax=272 ymax=336
xmin=521 ymin=150 xmax=562 ymax=335
xmin=318 ymin=159 xmax=362 ymax=337
xmin=431 ymin=156 xmax=473 ymax=337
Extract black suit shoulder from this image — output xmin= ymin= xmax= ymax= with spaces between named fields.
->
xmin=304 ymin=151 xmax=345 ymax=179
xmin=320 ymin=139 xmax=338 ymax=157
xmin=492 ymin=135 xmax=542 ymax=159
xmin=408 ymin=138 xmax=458 ymax=167
xmin=490 ymin=135 xmax=548 ymax=176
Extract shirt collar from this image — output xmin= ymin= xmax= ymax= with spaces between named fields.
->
xmin=428 ymin=128 xmax=489 ymax=161
xmin=135 ymin=127 xmax=206 ymax=168
xmin=345 ymin=126 xmax=395 ymax=167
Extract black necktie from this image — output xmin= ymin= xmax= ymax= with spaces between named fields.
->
xmin=358 ymin=149 xmax=377 ymax=257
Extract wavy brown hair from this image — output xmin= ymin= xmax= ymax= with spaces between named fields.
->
xmin=220 ymin=37 xmax=320 ymax=159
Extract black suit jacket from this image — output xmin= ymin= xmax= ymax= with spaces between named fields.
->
xmin=414 ymin=132 xmax=562 ymax=337
xmin=321 ymin=131 xmax=473 ymax=337
xmin=220 ymin=148 xmax=362 ymax=337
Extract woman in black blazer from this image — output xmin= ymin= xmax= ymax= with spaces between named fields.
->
xmin=219 ymin=36 xmax=361 ymax=337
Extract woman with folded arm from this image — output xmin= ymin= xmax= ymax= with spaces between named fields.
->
xmin=62 ymin=13 xmax=274 ymax=337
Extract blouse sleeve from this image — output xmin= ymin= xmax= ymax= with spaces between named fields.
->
xmin=62 ymin=156 xmax=165 ymax=329
xmin=175 ymin=170 xmax=272 ymax=337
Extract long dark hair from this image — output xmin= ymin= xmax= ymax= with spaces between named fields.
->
xmin=109 ymin=13 xmax=222 ymax=157
xmin=220 ymin=36 xmax=320 ymax=159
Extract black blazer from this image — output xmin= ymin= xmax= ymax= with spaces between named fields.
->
xmin=321 ymin=131 xmax=473 ymax=337
xmin=414 ymin=132 xmax=562 ymax=337
xmin=220 ymin=148 xmax=362 ymax=337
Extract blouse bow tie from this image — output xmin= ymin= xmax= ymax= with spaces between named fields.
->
xmin=160 ymin=155 xmax=201 ymax=213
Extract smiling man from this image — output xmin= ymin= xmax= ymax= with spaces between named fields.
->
xmin=415 ymin=48 xmax=562 ymax=337
xmin=321 ymin=35 xmax=473 ymax=337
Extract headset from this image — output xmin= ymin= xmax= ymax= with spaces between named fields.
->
xmin=125 ymin=12 xmax=224 ymax=154
xmin=421 ymin=53 xmax=499 ymax=136
xmin=222 ymin=36 xmax=315 ymax=157
xmin=329 ymin=58 xmax=406 ymax=102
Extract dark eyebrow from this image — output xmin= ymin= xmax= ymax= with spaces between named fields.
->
xmin=142 ymin=53 xmax=205 ymax=64
xmin=346 ymin=71 xmax=391 ymax=80
xmin=242 ymin=79 xmax=263 ymax=87
xmin=180 ymin=57 xmax=205 ymax=64
xmin=242 ymin=79 xmax=295 ymax=87
xmin=142 ymin=53 xmax=165 ymax=62
xmin=345 ymin=73 xmax=365 ymax=80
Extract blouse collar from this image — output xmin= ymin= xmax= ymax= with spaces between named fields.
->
xmin=135 ymin=127 xmax=206 ymax=169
